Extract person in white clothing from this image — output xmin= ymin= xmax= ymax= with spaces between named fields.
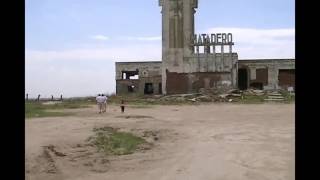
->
xmin=96 ymin=94 xmax=105 ymax=113
xmin=101 ymin=94 xmax=108 ymax=113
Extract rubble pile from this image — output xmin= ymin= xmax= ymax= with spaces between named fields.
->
xmin=154 ymin=88 xmax=293 ymax=103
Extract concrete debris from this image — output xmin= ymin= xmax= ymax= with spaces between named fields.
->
xmin=188 ymin=98 xmax=197 ymax=102
xmin=231 ymin=94 xmax=241 ymax=97
xmin=252 ymin=90 xmax=264 ymax=94
xmin=219 ymin=94 xmax=230 ymax=99
xmin=263 ymin=90 xmax=285 ymax=101
xmin=157 ymin=88 xmax=292 ymax=103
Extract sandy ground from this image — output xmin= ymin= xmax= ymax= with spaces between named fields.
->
xmin=25 ymin=103 xmax=295 ymax=180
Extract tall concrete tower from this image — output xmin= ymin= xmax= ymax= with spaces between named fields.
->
xmin=159 ymin=0 xmax=198 ymax=94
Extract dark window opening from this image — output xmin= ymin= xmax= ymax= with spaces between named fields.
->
xmin=128 ymin=85 xmax=135 ymax=92
xmin=238 ymin=68 xmax=248 ymax=90
xmin=158 ymin=83 xmax=162 ymax=94
xmin=250 ymin=82 xmax=263 ymax=90
xmin=122 ymin=70 xmax=139 ymax=80
xmin=144 ymin=83 xmax=154 ymax=94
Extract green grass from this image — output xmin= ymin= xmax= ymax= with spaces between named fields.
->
xmin=25 ymin=102 xmax=70 ymax=118
xmin=233 ymin=95 xmax=267 ymax=104
xmin=279 ymin=91 xmax=295 ymax=103
xmin=25 ymin=99 xmax=95 ymax=118
xmin=87 ymin=127 xmax=147 ymax=155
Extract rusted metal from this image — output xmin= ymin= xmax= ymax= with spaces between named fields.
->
xmin=166 ymin=71 xmax=228 ymax=94
xmin=278 ymin=69 xmax=295 ymax=88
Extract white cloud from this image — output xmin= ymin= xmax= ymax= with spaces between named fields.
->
xmin=25 ymin=44 xmax=161 ymax=97
xmin=90 ymin=35 xmax=110 ymax=41
xmin=120 ymin=36 xmax=161 ymax=41
xmin=26 ymin=44 xmax=161 ymax=62
xmin=25 ymin=62 xmax=115 ymax=98
xmin=204 ymin=27 xmax=295 ymax=59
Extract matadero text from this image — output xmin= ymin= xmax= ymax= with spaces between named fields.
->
xmin=193 ymin=33 xmax=233 ymax=45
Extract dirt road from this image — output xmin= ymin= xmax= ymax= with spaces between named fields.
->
xmin=26 ymin=103 xmax=294 ymax=180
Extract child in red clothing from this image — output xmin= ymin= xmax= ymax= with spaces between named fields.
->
xmin=120 ymin=100 xmax=125 ymax=113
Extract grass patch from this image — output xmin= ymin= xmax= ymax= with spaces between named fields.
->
xmin=25 ymin=99 xmax=95 ymax=118
xmin=25 ymin=102 xmax=71 ymax=118
xmin=279 ymin=91 xmax=295 ymax=103
xmin=44 ymin=99 xmax=94 ymax=109
xmin=87 ymin=127 xmax=148 ymax=155
xmin=234 ymin=95 xmax=267 ymax=104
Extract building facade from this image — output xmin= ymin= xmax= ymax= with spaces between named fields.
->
xmin=115 ymin=0 xmax=295 ymax=95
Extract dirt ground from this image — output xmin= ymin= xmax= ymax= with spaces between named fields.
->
xmin=25 ymin=103 xmax=295 ymax=180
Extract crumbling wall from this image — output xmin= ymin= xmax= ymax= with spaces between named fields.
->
xmin=166 ymin=71 xmax=231 ymax=94
xmin=116 ymin=80 xmax=140 ymax=95
xmin=183 ymin=53 xmax=237 ymax=73
xmin=115 ymin=61 xmax=162 ymax=95
xmin=239 ymin=59 xmax=295 ymax=90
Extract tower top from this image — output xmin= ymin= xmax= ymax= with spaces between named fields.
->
xmin=159 ymin=0 xmax=198 ymax=8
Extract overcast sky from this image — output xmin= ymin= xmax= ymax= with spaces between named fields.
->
xmin=25 ymin=0 xmax=295 ymax=98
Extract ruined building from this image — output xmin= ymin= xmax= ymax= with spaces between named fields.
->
xmin=115 ymin=0 xmax=295 ymax=95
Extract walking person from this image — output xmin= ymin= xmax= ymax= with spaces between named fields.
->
xmin=102 ymin=94 xmax=108 ymax=113
xmin=96 ymin=94 xmax=104 ymax=114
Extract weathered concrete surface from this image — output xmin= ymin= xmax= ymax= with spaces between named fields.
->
xmin=166 ymin=71 xmax=231 ymax=94
xmin=238 ymin=59 xmax=295 ymax=90
xmin=114 ymin=0 xmax=295 ymax=95
xmin=159 ymin=0 xmax=238 ymax=94
xmin=115 ymin=61 xmax=162 ymax=95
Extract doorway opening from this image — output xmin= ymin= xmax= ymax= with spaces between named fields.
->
xmin=158 ymin=83 xmax=162 ymax=94
xmin=238 ymin=68 xmax=248 ymax=90
xmin=144 ymin=83 xmax=154 ymax=94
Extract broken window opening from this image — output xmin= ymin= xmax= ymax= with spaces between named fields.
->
xmin=130 ymin=75 xmax=139 ymax=79
xmin=122 ymin=71 xmax=139 ymax=80
xmin=144 ymin=83 xmax=154 ymax=94
xmin=128 ymin=85 xmax=135 ymax=92
xmin=122 ymin=73 xmax=126 ymax=79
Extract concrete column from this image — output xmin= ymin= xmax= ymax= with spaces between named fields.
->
xmin=183 ymin=0 xmax=196 ymax=56
xmin=250 ymin=67 xmax=256 ymax=80
xmin=221 ymin=45 xmax=224 ymax=72
xmin=212 ymin=45 xmax=216 ymax=72
xmin=267 ymin=65 xmax=278 ymax=89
